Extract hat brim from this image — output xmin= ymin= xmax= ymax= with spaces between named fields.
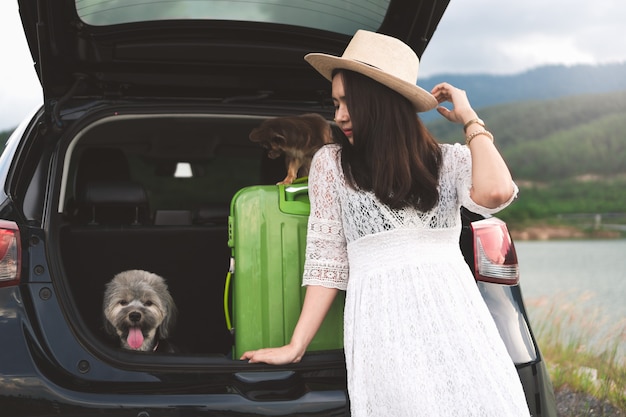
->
xmin=305 ymin=53 xmax=437 ymax=113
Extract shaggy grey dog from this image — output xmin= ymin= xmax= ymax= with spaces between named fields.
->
xmin=103 ymin=270 xmax=177 ymax=352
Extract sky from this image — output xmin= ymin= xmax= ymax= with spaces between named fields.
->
xmin=1 ymin=0 xmax=625 ymax=131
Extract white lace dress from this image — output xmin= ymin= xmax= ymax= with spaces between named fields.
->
xmin=302 ymin=144 xmax=530 ymax=417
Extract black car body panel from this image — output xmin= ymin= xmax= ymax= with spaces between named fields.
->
xmin=18 ymin=0 xmax=449 ymax=104
xmin=0 ymin=1 xmax=557 ymax=415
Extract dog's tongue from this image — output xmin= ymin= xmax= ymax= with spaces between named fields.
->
xmin=127 ymin=327 xmax=144 ymax=350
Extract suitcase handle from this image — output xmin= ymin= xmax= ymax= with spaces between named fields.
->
xmin=224 ymin=258 xmax=235 ymax=334
xmin=279 ymin=180 xmax=310 ymax=215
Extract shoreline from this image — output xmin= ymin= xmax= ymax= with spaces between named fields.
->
xmin=509 ymin=225 xmax=623 ymax=241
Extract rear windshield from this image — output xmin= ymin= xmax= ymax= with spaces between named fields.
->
xmin=76 ymin=0 xmax=390 ymax=34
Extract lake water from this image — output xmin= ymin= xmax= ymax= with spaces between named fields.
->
xmin=515 ymin=239 xmax=626 ymax=360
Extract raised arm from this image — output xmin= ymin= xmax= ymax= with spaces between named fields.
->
xmin=431 ymin=82 xmax=515 ymax=209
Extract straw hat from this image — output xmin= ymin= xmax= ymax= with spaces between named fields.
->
xmin=304 ymin=30 xmax=437 ymax=112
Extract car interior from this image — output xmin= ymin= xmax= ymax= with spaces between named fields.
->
xmin=57 ymin=113 xmax=301 ymax=355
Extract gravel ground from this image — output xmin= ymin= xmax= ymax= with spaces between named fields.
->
xmin=556 ymin=387 xmax=625 ymax=417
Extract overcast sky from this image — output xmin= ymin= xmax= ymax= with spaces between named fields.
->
xmin=1 ymin=0 xmax=624 ymax=131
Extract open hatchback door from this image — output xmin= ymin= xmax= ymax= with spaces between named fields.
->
xmin=19 ymin=0 xmax=450 ymax=115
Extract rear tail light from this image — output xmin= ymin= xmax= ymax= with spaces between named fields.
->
xmin=471 ymin=218 xmax=519 ymax=285
xmin=0 ymin=220 xmax=21 ymax=288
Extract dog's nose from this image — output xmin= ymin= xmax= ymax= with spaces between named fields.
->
xmin=129 ymin=311 xmax=141 ymax=322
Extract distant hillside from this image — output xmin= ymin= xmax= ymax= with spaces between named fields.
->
xmin=420 ymin=62 xmax=626 ymax=122
xmin=425 ymin=90 xmax=626 ymax=182
xmin=425 ymin=89 xmax=626 ymax=226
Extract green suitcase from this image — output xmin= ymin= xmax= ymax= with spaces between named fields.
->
xmin=227 ymin=180 xmax=345 ymax=358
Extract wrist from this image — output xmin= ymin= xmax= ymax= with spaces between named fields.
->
xmin=288 ymin=337 xmax=307 ymax=354
xmin=463 ymin=117 xmax=485 ymax=133
xmin=457 ymin=109 xmax=478 ymax=123
xmin=465 ymin=129 xmax=494 ymax=146
xmin=288 ymin=341 xmax=307 ymax=362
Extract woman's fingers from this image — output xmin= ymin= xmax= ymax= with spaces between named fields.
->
xmin=240 ymin=350 xmax=255 ymax=360
xmin=240 ymin=346 xmax=300 ymax=365
xmin=431 ymin=83 xmax=476 ymax=124
xmin=431 ymin=83 xmax=450 ymax=103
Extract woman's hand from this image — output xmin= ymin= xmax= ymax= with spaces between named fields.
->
xmin=431 ymin=83 xmax=477 ymax=125
xmin=241 ymin=286 xmax=339 ymax=365
xmin=240 ymin=343 xmax=304 ymax=365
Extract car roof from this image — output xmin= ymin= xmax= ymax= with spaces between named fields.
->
xmin=18 ymin=0 xmax=450 ymax=104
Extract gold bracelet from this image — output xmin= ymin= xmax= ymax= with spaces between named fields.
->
xmin=465 ymin=130 xmax=494 ymax=146
xmin=463 ymin=118 xmax=485 ymax=133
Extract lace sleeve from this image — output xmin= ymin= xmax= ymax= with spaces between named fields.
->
xmin=302 ymin=145 xmax=349 ymax=290
xmin=449 ymin=143 xmax=519 ymax=215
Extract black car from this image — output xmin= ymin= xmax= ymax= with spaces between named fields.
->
xmin=0 ymin=0 xmax=556 ymax=415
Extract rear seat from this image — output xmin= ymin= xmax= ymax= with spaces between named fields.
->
xmin=78 ymin=181 xmax=150 ymax=225
xmin=61 ymin=179 xmax=232 ymax=354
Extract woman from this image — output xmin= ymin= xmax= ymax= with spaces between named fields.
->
xmin=241 ymin=30 xmax=530 ymax=417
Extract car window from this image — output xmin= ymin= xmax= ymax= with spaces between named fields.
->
xmin=127 ymin=149 xmax=264 ymax=211
xmin=75 ymin=0 xmax=390 ymax=34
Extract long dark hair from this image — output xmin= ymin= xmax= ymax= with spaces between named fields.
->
xmin=337 ymin=70 xmax=443 ymax=211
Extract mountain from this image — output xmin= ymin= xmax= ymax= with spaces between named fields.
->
xmin=419 ymin=62 xmax=626 ymax=122
xmin=424 ymin=89 xmax=626 ymax=224
xmin=426 ymin=89 xmax=626 ymax=180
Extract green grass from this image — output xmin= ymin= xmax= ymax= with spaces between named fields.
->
xmin=497 ymin=179 xmax=626 ymax=226
xmin=526 ymin=294 xmax=626 ymax=411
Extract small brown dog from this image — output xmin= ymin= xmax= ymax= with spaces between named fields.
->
xmin=249 ymin=113 xmax=334 ymax=184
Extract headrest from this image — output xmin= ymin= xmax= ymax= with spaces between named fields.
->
xmin=81 ymin=181 xmax=148 ymax=207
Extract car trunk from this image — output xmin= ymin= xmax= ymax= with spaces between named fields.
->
xmin=52 ymin=107 xmax=326 ymax=356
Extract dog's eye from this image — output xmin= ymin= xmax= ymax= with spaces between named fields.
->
xmin=144 ymin=300 xmax=153 ymax=307
xmin=119 ymin=300 xmax=128 ymax=306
